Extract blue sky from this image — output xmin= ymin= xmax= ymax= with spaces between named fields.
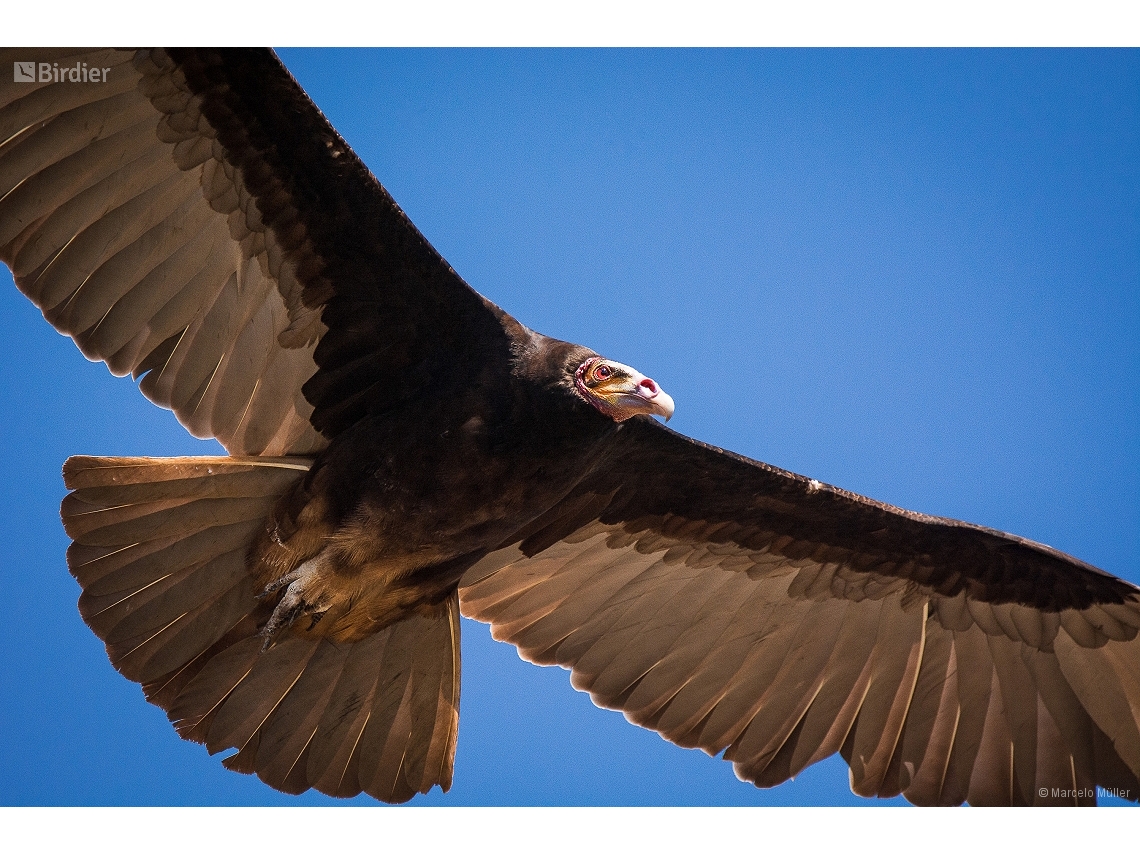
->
xmin=1 ymin=49 xmax=1137 ymax=807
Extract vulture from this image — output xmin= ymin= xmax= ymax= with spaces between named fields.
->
xmin=2 ymin=48 xmax=1138 ymax=807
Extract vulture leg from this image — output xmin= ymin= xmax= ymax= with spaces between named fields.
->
xmin=259 ymin=552 xmax=334 ymax=650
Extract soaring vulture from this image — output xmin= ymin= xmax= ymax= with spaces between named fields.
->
xmin=2 ymin=49 xmax=1137 ymax=807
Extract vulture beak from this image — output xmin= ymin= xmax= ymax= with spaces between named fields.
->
xmin=576 ymin=358 xmax=675 ymax=422
xmin=621 ymin=370 xmax=675 ymax=422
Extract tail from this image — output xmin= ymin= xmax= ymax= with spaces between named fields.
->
xmin=62 ymin=456 xmax=460 ymax=803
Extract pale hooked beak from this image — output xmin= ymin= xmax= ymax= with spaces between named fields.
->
xmin=629 ymin=373 xmax=675 ymax=421
xmin=577 ymin=358 xmax=676 ymax=423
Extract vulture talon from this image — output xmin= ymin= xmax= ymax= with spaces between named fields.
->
xmin=257 ymin=568 xmax=302 ymax=599
xmin=258 ymin=556 xmax=330 ymax=650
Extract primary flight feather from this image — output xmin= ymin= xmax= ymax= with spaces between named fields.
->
xmin=2 ymin=48 xmax=1138 ymax=806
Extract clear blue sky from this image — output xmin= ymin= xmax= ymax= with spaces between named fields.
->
xmin=1 ymin=49 xmax=1137 ymax=806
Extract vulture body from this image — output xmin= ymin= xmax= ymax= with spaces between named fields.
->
xmin=2 ymin=48 xmax=1138 ymax=806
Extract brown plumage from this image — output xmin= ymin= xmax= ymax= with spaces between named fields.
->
xmin=3 ymin=48 xmax=1138 ymax=805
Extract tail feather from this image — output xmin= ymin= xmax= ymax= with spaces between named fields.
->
xmin=256 ymin=640 xmax=352 ymax=794
xmin=343 ymin=600 xmax=461 ymax=803
xmin=306 ymin=629 xmax=394 ymax=796
xmin=204 ymin=635 xmax=321 ymax=755
xmin=102 ymin=553 xmax=253 ymax=684
xmin=63 ymin=493 xmax=279 ymax=546
xmin=76 ymin=521 xmax=254 ymax=595
xmin=166 ymin=635 xmax=265 ymax=743
xmin=141 ymin=613 xmax=263 ymax=712
xmin=64 ymin=456 xmax=299 ymax=683
xmin=61 ymin=455 xmax=462 ymax=803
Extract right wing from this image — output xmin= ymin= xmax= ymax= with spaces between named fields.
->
xmin=0 ymin=48 xmax=508 ymax=455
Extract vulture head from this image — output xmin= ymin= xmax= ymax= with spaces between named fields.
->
xmin=574 ymin=356 xmax=675 ymax=422
xmin=518 ymin=337 xmax=675 ymax=423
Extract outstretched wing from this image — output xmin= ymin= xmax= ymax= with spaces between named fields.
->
xmin=0 ymin=48 xmax=505 ymax=455
xmin=460 ymin=416 xmax=1140 ymax=806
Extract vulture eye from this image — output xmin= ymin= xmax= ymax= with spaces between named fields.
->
xmin=595 ymin=364 xmax=612 ymax=381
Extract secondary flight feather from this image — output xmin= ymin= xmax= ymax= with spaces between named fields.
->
xmin=2 ymin=48 xmax=1137 ymax=806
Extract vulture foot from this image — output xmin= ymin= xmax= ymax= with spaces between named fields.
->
xmin=258 ymin=555 xmax=331 ymax=650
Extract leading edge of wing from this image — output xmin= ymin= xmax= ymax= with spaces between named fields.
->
xmin=499 ymin=416 xmax=1138 ymax=613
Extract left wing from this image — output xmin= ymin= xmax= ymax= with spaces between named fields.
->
xmin=460 ymin=417 xmax=1140 ymax=806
